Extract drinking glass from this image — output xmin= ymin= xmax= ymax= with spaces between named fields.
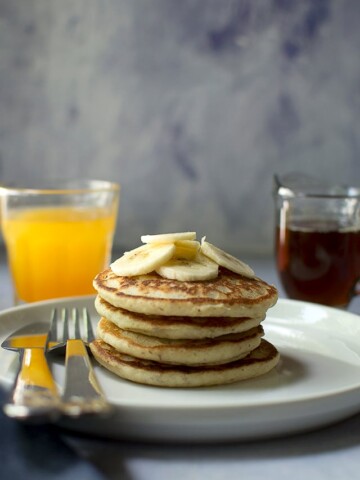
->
xmin=0 ymin=179 xmax=120 ymax=304
xmin=274 ymin=173 xmax=360 ymax=308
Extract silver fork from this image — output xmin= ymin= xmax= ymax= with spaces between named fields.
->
xmin=46 ymin=307 xmax=112 ymax=417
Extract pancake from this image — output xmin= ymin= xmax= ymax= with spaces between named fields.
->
xmin=96 ymin=317 xmax=264 ymax=366
xmin=89 ymin=338 xmax=280 ymax=388
xmin=95 ymin=295 xmax=265 ymax=339
xmin=93 ymin=267 xmax=278 ymax=318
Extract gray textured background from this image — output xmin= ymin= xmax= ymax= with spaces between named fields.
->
xmin=1 ymin=0 xmax=359 ymax=255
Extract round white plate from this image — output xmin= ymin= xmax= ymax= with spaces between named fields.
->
xmin=0 ymin=296 xmax=360 ymax=443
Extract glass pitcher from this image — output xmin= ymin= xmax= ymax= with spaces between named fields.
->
xmin=274 ymin=173 xmax=360 ymax=308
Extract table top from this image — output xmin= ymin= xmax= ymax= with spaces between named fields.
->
xmin=1 ymin=250 xmax=359 ymax=480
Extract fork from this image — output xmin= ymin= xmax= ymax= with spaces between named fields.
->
xmin=46 ymin=307 xmax=112 ymax=417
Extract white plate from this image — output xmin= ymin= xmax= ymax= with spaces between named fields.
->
xmin=0 ymin=296 xmax=360 ymax=443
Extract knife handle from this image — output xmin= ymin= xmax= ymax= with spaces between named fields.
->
xmin=4 ymin=348 xmax=61 ymax=421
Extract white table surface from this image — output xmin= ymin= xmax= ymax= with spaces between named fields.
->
xmin=1 ymin=250 xmax=360 ymax=480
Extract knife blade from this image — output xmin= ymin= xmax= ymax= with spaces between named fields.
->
xmin=1 ymin=322 xmax=61 ymax=422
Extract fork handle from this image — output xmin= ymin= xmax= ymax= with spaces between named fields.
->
xmin=4 ymin=348 xmax=61 ymax=421
xmin=62 ymin=339 xmax=111 ymax=416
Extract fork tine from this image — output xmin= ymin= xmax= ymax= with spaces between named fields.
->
xmin=73 ymin=308 xmax=81 ymax=339
xmin=84 ymin=308 xmax=95 ymax=343
xmin=46 ymin=309 xmax=59 ymax=351
xmin=61 ymin=309 xmax=70 ymax=342
xmin=47 ymin=306 xmax=94 ymax=351
xmin=48 ymin=309 xmax=58 ymax=340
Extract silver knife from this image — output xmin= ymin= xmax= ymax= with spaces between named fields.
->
xmin=1 ymin=322 xmax=61 ymax=421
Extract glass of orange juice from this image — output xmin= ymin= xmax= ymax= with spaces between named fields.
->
xmin=0 ymin=179 xmax=120 ymax=304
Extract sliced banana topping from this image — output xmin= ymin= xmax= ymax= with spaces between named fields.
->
xmin=173 ymin=240 xmax=200 ymax=259
xmin=110 ymin=232 xmax=255 ymax=281
xmin=200 ymin=238 xmax=255 ymax=278
xmin=111 ymin=243 xmax=175 ymax=277
xmin=156 ymin=253 xmax=218 ymax=282
xmin=141 ymin=232 xmax=196 ymax=244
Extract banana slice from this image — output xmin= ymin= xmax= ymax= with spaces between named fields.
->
xmin=173 ymin=240 xmax=200 ymax=259
xmin=200 ymin=238 xmax=255 ymax=278
xmin=111 ymin=243 xmax=176 ymax=277
xmin=141 ymin=232 xmax=196 ymax=244
xmin=156 ymin=252 xmax=218 ymax=281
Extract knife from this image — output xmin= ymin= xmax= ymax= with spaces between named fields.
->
xmin=1 ymin=322 xmax=61 ymax=421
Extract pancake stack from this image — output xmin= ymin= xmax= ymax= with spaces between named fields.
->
xmin=90 ymin=233 xmax=279 ymax=388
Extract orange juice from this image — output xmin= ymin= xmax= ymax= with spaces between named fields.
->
xmin=2 ymin=206 xmax=117 ymax=302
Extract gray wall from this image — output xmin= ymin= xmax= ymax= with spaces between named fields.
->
xmin=1 ymin=0 xmax=359 ymax=255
